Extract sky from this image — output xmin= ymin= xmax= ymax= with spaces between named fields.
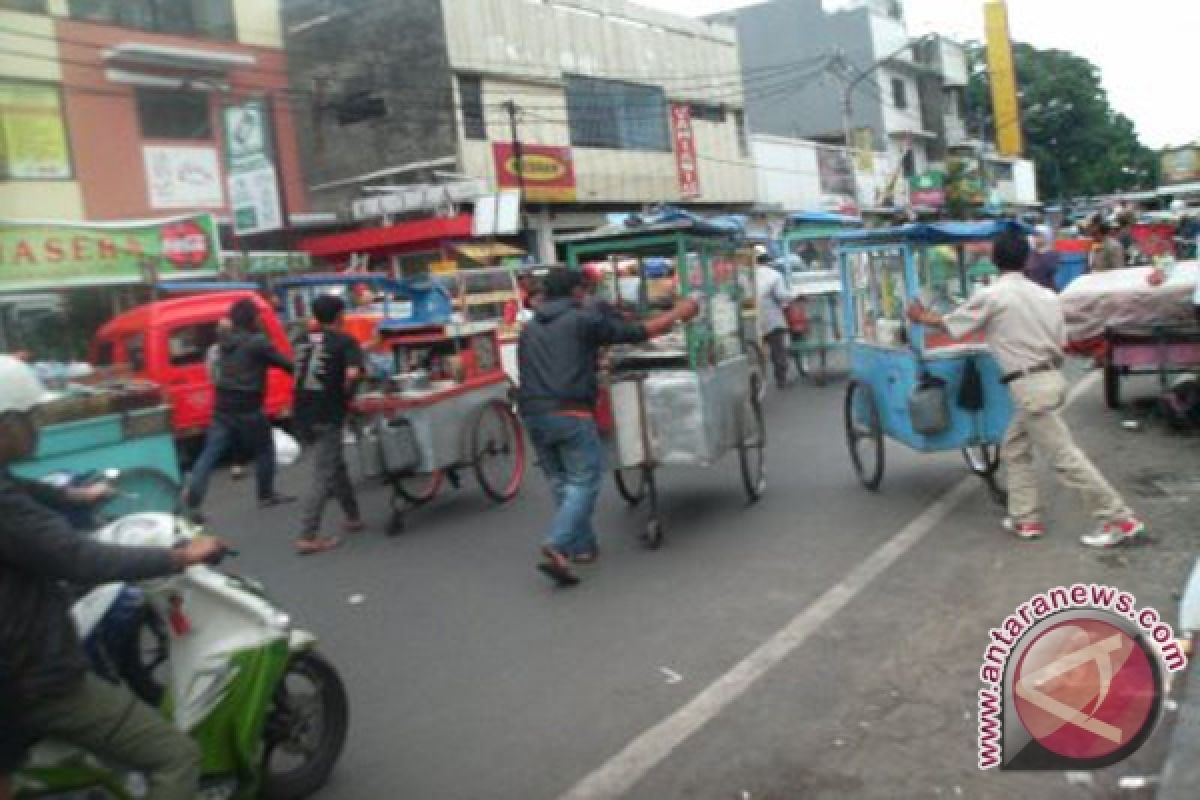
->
xmin=634 ymin=0 xmax=1197 ymax=149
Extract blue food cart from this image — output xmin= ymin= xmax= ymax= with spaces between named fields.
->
xmin=834 ymin=221 xmax=1019 ymax=499
xmin=779 ymin=212 xmax=861 ymax=385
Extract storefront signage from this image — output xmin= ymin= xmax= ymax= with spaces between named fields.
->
xmin=0 ymin=214 xmax=220 ymax=290
xmin=221 ymin=250 xmax=311 ymax=276
xmin=222 ymin=100 xmax=283 ymax=235
xmin=670 ymin=104 xmax=701 ymax=200
xmin=1161 ymin=147 xmax=1200 ymax=185
xmin=910 ymin=170 xmax=947 ymax=208
xmin=143 ymin=146 xmax=224 ymax=209
xmin=492 ymin=142 xmax=577 ymax=202
xmin=0 ymin=81 xmax=71 ymax=180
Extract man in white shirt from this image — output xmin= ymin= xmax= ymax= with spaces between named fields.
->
xmin=755 ymin=251 xmax=794 ymax=389
xmin=907 ymin=228 xmax=1145 ymax=548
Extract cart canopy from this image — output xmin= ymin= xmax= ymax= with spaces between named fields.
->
xmin=785 ymin=211 xmax=862 ymax=227
xmin=559 ymin=208 xmax=745 ymax=245
xmin=834 ymin=220 xmax=1028 ymax=246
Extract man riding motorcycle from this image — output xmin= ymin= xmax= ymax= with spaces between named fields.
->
xmin=0 ymin=355 xmax=229 ymax=800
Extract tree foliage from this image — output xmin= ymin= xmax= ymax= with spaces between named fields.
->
xmin=966 ymin=42 xmax=1157 ymax=203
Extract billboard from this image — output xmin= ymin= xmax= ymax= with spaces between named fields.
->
xmin=492 ymin=142 xmax=577 ymax=202
xmin=0 ymin=214 xmax=220 ymax=290
xmin=984 ymin=0 xmax=1024 ymax=157
xmin=1161 ymin=147 xmax=1200 ymax=185
xmin=222 ymin=100 xmax=284 ymax=235
xmin=0 ymin=81 xmax=71 ymax=180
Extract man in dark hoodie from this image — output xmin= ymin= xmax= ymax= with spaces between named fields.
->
xmin=518 ymin=268 xmax=698 ymax=586
xmin=0 ymin=355 xmax=227 ymax=799
xmin=185 ymin=297 xmax=294 ymax=522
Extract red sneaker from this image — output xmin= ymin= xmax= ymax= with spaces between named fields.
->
xmin=1002 ymin=517 xmax=1045 ymax=540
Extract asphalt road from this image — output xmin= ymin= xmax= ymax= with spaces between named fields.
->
xmin=200 ymin=366 xmax=1200 ymax=800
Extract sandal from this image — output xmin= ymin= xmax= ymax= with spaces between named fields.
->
xmin=295 ymin=536 xmax=341 ymax=555
xmin=538 ymin=547 xmax=580 ymax=587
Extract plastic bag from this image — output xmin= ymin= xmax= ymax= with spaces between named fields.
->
xmin=273 ymin=427 xmax=301 ymax=467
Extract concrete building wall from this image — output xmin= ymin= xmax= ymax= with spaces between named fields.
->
xmin=444 ymin=0 xmax=754 ymax=205
xmin=283 ymin=0 xmax=458 ymax=215
xmin=752 ymin=133 xmax=895 ymax=212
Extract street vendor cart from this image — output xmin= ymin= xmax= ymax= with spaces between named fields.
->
xmin=564 ymin=216 xmax=766 ymax=548
xmin=275 ymin=274 xmax=453 ymax=344
xmin=780 ymin=212 xmax=861 ymax=385
xmin=834 ymin=222 xmax=1016 ymax=498
xmin=1060 ymin=262 xmax=1200 ymax=408
xmin=348 ymin=315 xmax=525 ymax=535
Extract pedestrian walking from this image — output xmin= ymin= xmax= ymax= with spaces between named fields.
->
xmin=755 ymin=251 xmax=794 ymax=389
xmin=184 ymin=298 xmax=294 ymax=523
xmin=1025 ymin=224 xmax=1060 ymax=291
xmin=1085 ymin=214 xmax=1126 ymax=272
xmin=906 ymin=227 xmax=1146 ymax=548
xmin=291 ymin=295 xmax=365 ymax=555
xmin=517 ymin=268 xmax=698 ymax=587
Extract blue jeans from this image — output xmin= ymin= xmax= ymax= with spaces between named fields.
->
xmin=186 ymin=410 xmax=275 ymax=510
xmin=523 ymin=413 xmax=605 ymax=557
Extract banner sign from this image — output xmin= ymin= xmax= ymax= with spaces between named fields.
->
xmin=492 ymin=142 xmax=576 ymax=202
xmin=0 ymin=81 xmax=71 ymax=179
xmin=0 ymin=214 xmax=220 ymax=290
xmin=143 ymin=145 xmax=223 ymax=209
xmin=984 ymin=0 xmax=1024 ymax=157
xmin=222 ymin=100 xmax=283 ymax=235
xmin=817 ymin=147 xmax=855 ymax=197
xmin=670 ymin=104 xmax=701 ymax=199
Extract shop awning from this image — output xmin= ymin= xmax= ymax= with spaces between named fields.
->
xmin=298 ymin=214 xmax=473 ymax=259
xmin=450 ymin=242 xmax=526 ymax=262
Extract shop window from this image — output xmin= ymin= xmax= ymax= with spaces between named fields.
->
xmin=891 ymin=78 xmax=908 ymax=110
xmin=688 ymin=103 xmax=725 ymax=123
xmin=67 ymin=0 xmax=235 ymax=40
xmin=459 ymin=75 xmax=486 ymax=140
xmin=136 ymin=88 xmax=212 ymax=140
xmin=566 ymin=75 xmax=669 ymax=152
xmin=991 ymin=161 xmax=1014 ymax=182
xmin=166 ymin=322 xmax=218 ymax=368
xmin=902 ymin=149 xmax=916 ymax=178
xmin=0 ymin=81 xmax=72 ymax=180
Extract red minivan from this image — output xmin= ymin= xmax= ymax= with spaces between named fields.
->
xmin=92 ymin=291 xmax=294 ymax=445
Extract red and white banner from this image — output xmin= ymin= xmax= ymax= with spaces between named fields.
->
xmin=670 ymin=104 xmax=701 ymax=200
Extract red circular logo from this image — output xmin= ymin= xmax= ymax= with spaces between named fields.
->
xmin=1012 ymin=617 xmax=1158 ymax=762
xmin=160 ymin=220 xmax=211 ymax=269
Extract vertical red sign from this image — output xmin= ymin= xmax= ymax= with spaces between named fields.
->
xmin=670 ymin=104 xmax=701 ymax=200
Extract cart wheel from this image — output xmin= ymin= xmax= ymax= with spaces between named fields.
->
xmin=471 ymin=399 xmax=526 ymax=503
xmin=643 ymin=518 xmax=664 ymax=550
xmin=746 ymin=341 xmax=768 ymax=400
xmin=738 ymin=374 xmax=767 ymax=501
xmin=614 ymin=468 xmax=647 ymax=506
xmin=1103 ymin=358 xmax=1121 ymax=409
xmin=962 ymin=444 xmax=1000 ymax=476
xmin=844 ymin=380 xmax=884 ymax=490
xmin=394 ymin=471 xmax=444 ymax=506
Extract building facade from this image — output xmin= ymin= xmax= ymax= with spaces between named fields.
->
xmin=285 ymin=0 xmax=756 ymax=261
xmin=0 ymin=0 xmax=306 ymax=224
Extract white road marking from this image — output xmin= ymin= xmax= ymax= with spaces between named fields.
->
xmin=559 ymin=372 xmax=1100 ymax=800
xmin=659 ymin=667 xmax=683 ymax=685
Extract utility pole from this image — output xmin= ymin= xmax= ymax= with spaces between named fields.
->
xmin=503 ymin=100 xmax=525 ymax=198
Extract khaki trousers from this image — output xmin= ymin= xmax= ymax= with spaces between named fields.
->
xmin=1003 ymin=370 xmax=1131 ymax=525
xmin=18 ymin=674 xmax=199 ymax=800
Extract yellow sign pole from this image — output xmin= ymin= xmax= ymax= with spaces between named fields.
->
xmin=984 ymin=0 xmax=1023 ymax=157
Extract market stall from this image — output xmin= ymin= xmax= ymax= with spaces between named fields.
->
xmin=564 ymin=216 xmax=766 ymax=548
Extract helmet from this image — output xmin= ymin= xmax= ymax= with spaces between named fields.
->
xmin=0 ymin=355 xmax=50 ymax=414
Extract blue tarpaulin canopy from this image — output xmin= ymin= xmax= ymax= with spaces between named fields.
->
xmin=833 ymin=220 xmax=1029 ymax=245
xmin=786 ymin=211 xmax=862 ymax=226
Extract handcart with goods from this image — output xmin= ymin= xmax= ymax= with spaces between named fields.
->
xmin=347 ymin=312 xmax=525 ymax=535
xmin=779 ymin=212 xmax=861 ymax=385
xmin=835 ymin=222 xmax=1017 ymax=499
xmin=1060 ymin=262 xmax=1200 ymax=409
xmin=564 ymin=215 xmax=767 ymax=548
xmin=274 ymin=274 xmax=454 ymax=345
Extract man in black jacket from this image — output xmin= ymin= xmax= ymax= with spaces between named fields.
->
xmin=0 ymin=355 xmax=227 ymax=799
xmin=518 ymin=268 xmax=697 ymax=586
xmin=185 ymin=297 xmax=294 ymax=523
